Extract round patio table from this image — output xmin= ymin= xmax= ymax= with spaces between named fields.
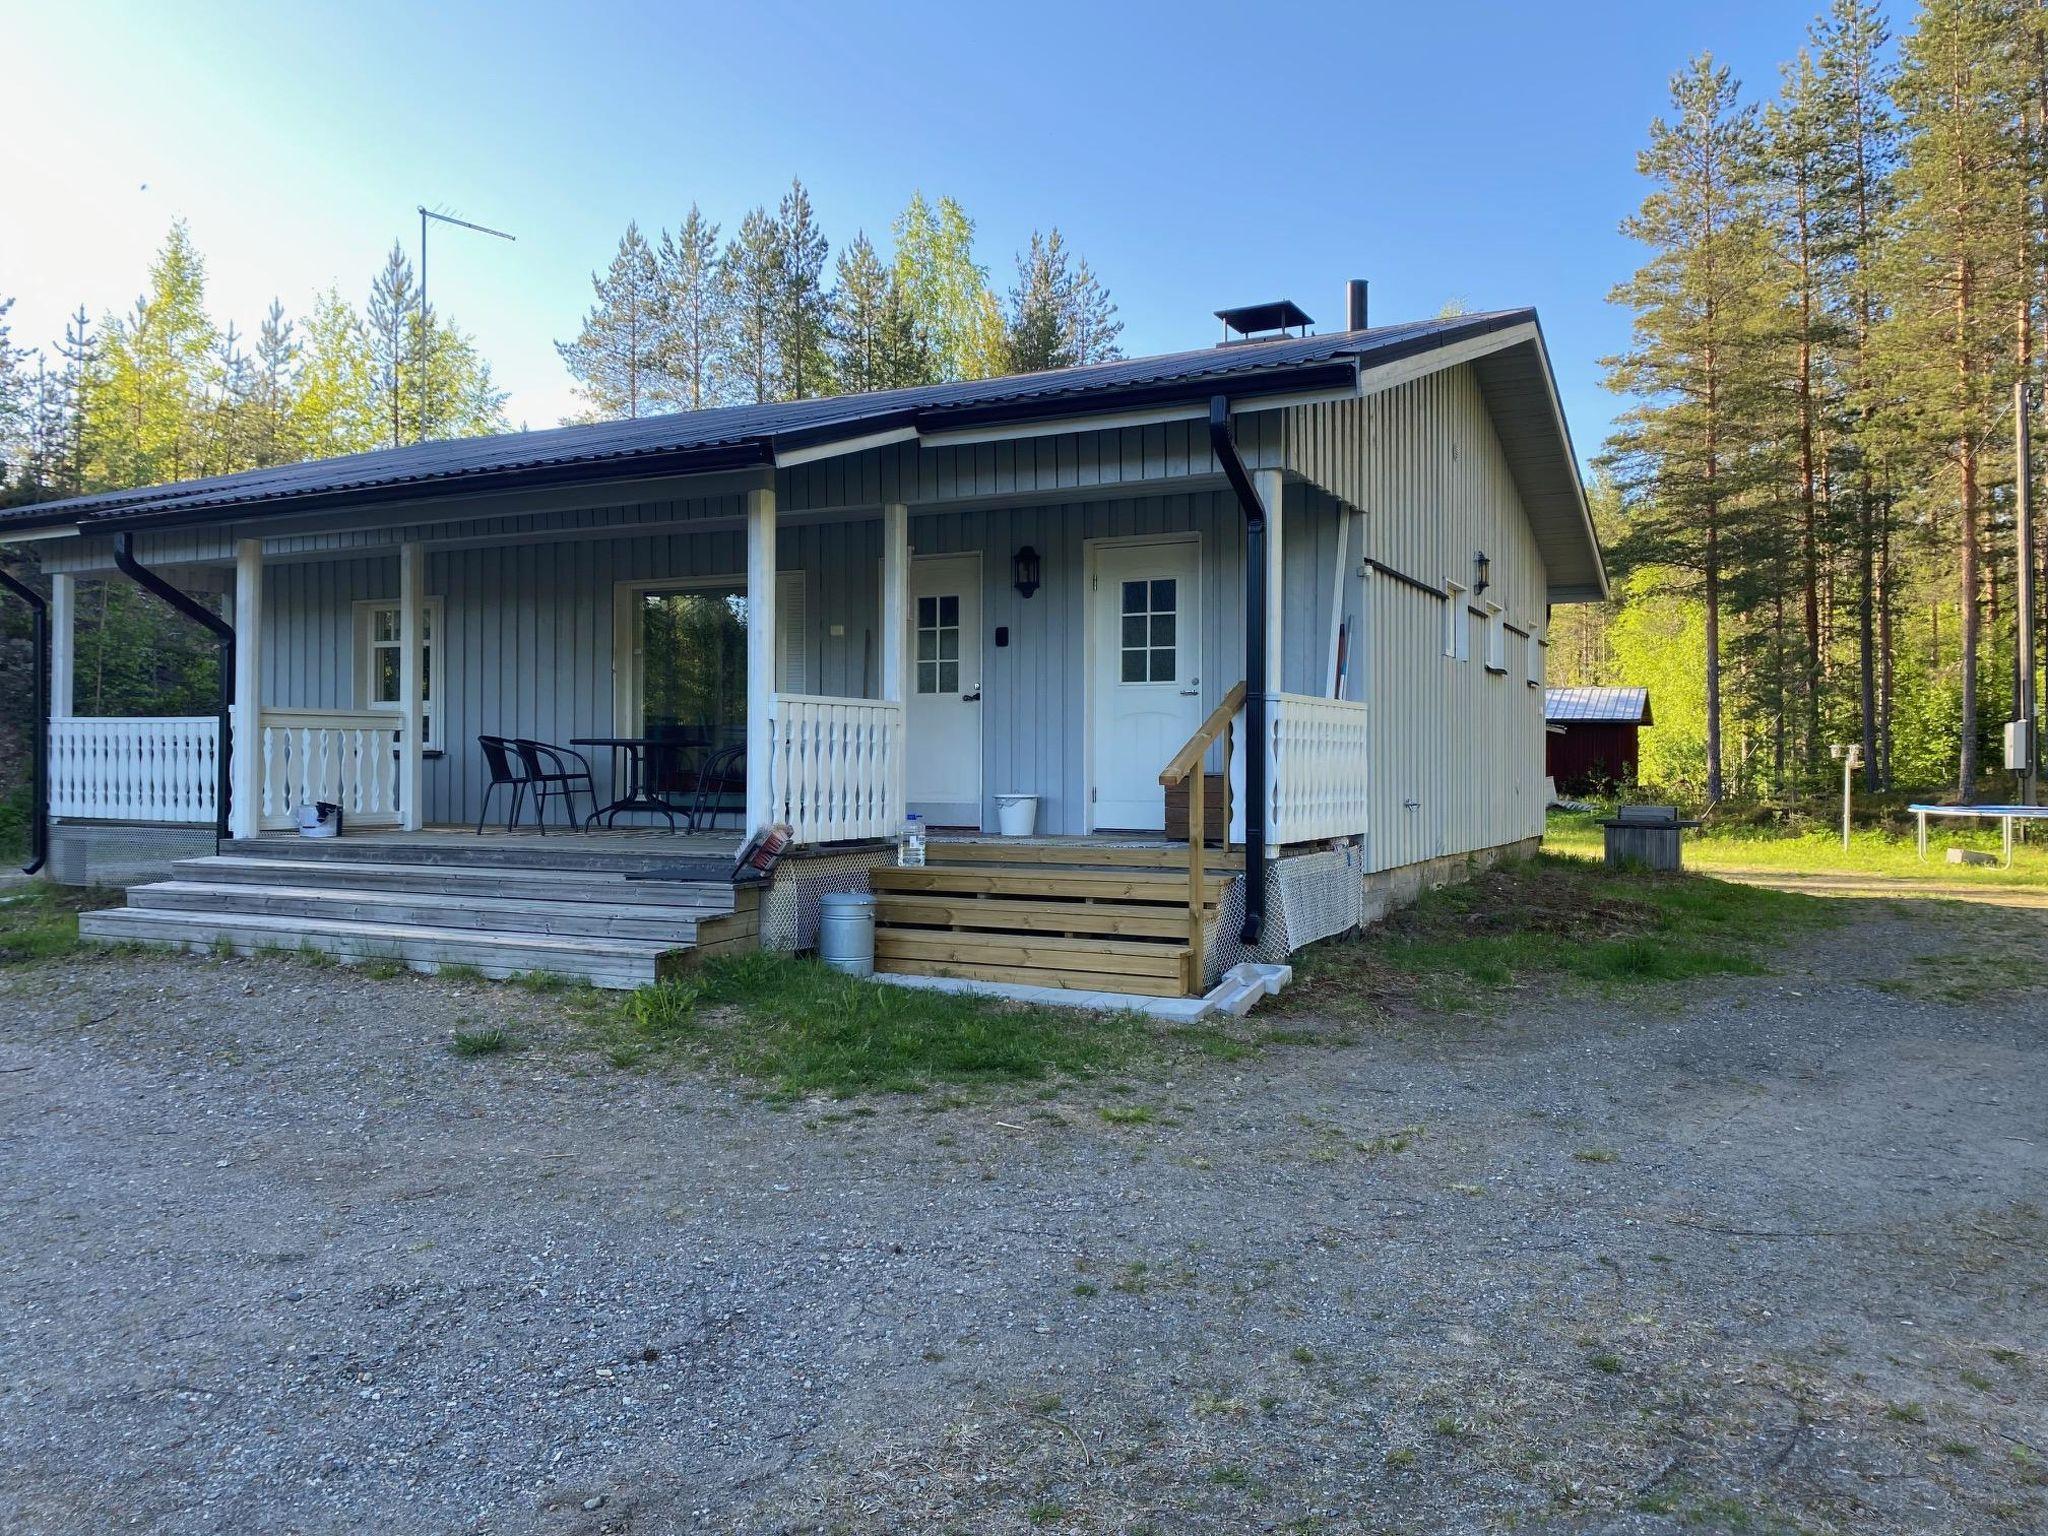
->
xmin=570 ymin=737 xmax=690 ymax=830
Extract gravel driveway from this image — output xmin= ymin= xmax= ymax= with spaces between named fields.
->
xmin=1 ymin=895 xmax=2043 ymax=1534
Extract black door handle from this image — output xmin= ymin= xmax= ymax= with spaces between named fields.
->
xmin=963 ymin=690 xmax=981 ymax=702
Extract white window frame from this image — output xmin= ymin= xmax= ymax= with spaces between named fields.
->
xmin=1443 ymin=581 xmax=1469 ymax=662
xmin=1528 ymin=631 xmax=1546 ymax=689
xmin=353 ymin=597 xmax=444 ymax=750
xmin=1483 ymin=601 xmax=1506 ymax=674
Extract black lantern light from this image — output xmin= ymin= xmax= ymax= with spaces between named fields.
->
xmin=1013 ymin=545 xmax=1041 ymax=599
xmin=1473 ymin=549 xmax=1491 ymax=596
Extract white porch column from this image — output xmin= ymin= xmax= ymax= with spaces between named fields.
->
xmin=1256 ymin=468 xmax=1285 ymax=688
xmin=880 ymin=501 xmax=909 ymax=826
xmin=744 ymin=486 xmax=777 ymax=842
xmin=230 ymin=540 xmax=264 ymax=839
xmin=398 ymin=541 xmax=425 ymax=831
xmin=49 ymin=573 xmax=75 ymax=719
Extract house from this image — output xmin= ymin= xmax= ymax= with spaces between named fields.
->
xmin=1 ymin=287 xmax=1607 ymax=1000
xmin=1545 ymin=686 xmax=1652 ymax=793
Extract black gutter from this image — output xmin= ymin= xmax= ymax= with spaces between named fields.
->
xmin=1207 ymin=394 xmax=1269 ymax=947
xmin=0 ymin=566 xmax=49 ymax=874
xmin=113 ymin=533 xmax=234 ymax=846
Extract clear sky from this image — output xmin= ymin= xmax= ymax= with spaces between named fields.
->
xmin=1 ymin=0 xmax=1835 ymax=464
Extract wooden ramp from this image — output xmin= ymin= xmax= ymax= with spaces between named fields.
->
xmin=78 ymin=843 xmax=757 ymax=989
xmin=870 ymin=840 xmax=1237 ymax=998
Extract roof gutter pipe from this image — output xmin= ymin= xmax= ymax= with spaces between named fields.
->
xmin=113 ymin=533 xmax=234 ymax=848
xmin=1207 ymin=395 xmax=1267 ymax=946
xmin=0 ymin=566 xmax=49 ymax=874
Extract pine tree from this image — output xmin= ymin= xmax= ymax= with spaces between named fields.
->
xmin=366 ymin=241 xmax=419 ymax=448
xmin=772 ymin=180 xmax=833 ymax=399
xmin=557 ymin=221 xmax=663 ymax=419
xmin=250 ymin=299 xmax=300 ymax=467
xmin=653 ymin=205 xmax=725 ymax=411
xmin=1601 ymin=55 xmax=1775 ymax=804
xmin=1004 ymin=229 xmax=1125 ymax=373
xmin=92 ymin=220 xmax=218 ymax=489
xmin=1884 ymin=0 xmax=2029 ymax=797
xmin=0 ymin=298 xmax=30 ymax=500
xmin=720 ymin=207 xmax=783 ymax=404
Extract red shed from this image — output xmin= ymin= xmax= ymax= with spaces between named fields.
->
xmin=1545 ymin=687 xmax=1652 ymax=794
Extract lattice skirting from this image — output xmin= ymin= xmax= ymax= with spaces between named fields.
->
xmin=49 ymin=821 xmax=218 ymax=888
xmin=758 ymin=844 xmax=896 ymax=952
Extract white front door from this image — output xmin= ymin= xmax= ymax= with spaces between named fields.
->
xmin=906 ymin=553 xmax=982 ymax=827
xmin=1090 ymin=538 xmax=1202 ymax=830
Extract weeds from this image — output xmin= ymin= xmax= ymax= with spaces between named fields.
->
xmin=451 ymin=1026 xmax=512 ymax=1056
xmin=0 ymin=884 xmax=121 ymax=965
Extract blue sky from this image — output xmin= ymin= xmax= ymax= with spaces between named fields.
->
xmin=2 ymin=0 xmax=1841 ymax=463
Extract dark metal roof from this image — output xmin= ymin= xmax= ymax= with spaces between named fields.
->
xmin=0 ymin=310 xmax=1539 ymax=533
xmin=1546 ymin=687 xmax=1652 ymax=726
xmin=1215 ymin=299 xmax=1315 ymax=337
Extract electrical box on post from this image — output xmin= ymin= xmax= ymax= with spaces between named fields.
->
xmin=2005 ymin=718 xmax=2033 ymax=772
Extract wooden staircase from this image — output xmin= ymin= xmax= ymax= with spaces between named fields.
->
xmin=870 ymin=841 xmax=1240 ymax=998
xmin=78 ymin=846 xmax=757 ymax=989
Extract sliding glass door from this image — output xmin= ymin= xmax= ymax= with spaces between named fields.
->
xmin=639 ymin=587 xmax=749 ymax=752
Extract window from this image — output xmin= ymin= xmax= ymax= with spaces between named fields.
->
xmin=1119 ymin=577 xmax=1178 ymax=684
xmin=916 ymin=593 xmax=961 ymax=695
xmin=354 ymin=599 xmax=443 ymax=749
xmin=1528 ymin=632 xmax=1547 ymax=689
xmin=1484 ymin=603 xmax=1506 ymax=673
xmin=1443 ymin=581 xmax=1469 ymax=661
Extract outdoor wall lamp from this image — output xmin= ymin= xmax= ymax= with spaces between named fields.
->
xmin=1013 ymin=545 xmax=1041 ymax=599
xmin=1473 ymin=550 xmax=1491 ymax=596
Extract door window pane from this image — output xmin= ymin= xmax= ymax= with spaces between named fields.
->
xmin=1116 ymin=568 xmax=1182 ymax=683
xmin=1122 ymin=580 xmax=1146 ymax=614
xmin=915 ymin=590 xmax=962 ymax=696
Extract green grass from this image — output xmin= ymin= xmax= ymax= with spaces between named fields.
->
xmin=1289 ymin=850 xmax=1827 ymax=1017
xmin=1546 ymin=806 xmax=2048 ymax=889
xmin=580 ymin=950 xmax=1156 ymax=1096
xmin=0 ymin=883 xmax=123 ymax=965
xmin=450 ymin=1026 xmax=512 ymax=1056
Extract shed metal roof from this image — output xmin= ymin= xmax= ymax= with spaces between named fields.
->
xmin=1545 ymin=687 xmax=1653 ymax=726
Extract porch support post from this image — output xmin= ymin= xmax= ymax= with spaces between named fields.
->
xmin=398 ymin=541 xmax=425 ymax=831
xmin=880 ymin=501 xmax=909 ymax=826
xmin=230 ymin=540 xmax=263 ymax=839
xmin=745 ymin=485 xmax=777 ymax=843
xmin=1255 ymin=468 xmax=1285 ymax=695
xmin=50 ymin=573 xmax=75 ymax=719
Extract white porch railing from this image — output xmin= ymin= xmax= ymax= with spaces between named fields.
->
xmin=765 ymin=694 xmax=905 ymax=843
xmin=50 ymin=716 xmax=222 ymax=823
xmin=258 ymin=709 xmax=404 ymax=830
xmin=1258 ymin=692 xmax=1370 ymax=846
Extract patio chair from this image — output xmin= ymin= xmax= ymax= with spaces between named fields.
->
xmin=512 ymin=738 xmax=599 ymax=834
xmin=687 ymin=742 xmax=746 ymax=832
xmin=475 ymin=735 xmax=531 ymax=834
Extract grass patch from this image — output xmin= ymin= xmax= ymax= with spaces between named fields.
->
xmin=450 ymin=1026 xmax=512 ymax=1056
xmin=0 ymin=883 xmax=123 ymax=965
xmin=437 ymin=962 xmax=488 ymax=984
xmin=1588 ymin=1352 xmax=1624 ymax=1374
xmin=354 ymin=953 xmax=409 ymax=981
xmin=579 ymin=951 xmax=1155 ymax=1096
xmin=1287 ymin=851 xmax=1825 ymax=1017
xmin=1099 ymin=1103 xmax=1157 ymax=1126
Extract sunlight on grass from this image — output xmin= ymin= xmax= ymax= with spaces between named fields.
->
xmin=0 ymin=883 xmax=122 ymax=965
xmin=582 ymin=951 xmax=1154 ymax=1096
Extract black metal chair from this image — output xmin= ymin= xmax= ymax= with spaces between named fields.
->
xmin=475 ymin=735 xmax=531 ymax=834
xmin=687 ymin=742 xmax=746 ymax=832
xmin=512 ymin=738 xmax=598 ymax=833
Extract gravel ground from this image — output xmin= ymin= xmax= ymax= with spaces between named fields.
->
xmin=1 ymin=895 xmax=2043 ymax=1535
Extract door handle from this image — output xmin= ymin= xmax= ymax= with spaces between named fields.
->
xmin=963 ymin=689 xmax=981 ymax=702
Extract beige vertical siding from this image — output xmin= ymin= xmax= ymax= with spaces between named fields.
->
xmin=1289 ymin=364 xmax=1550 ymax=872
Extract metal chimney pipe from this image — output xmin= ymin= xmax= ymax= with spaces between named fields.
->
xmin=1344 ymin=279 xmax=1369 ymax=331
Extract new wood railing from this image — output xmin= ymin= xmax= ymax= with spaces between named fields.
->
xmin=257 ymin=710 xmax=404 ymax=830
xmin=50 ymin=716 xmax=222 ymax=823
xmin=766 ymin=694 xmax=905 ymax=844
xmin=1157 ymin=680 xmax=1245 ymax=991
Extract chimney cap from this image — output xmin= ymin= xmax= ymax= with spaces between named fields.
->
xmin=1215 ymin=299 xmax=1314 ymax=342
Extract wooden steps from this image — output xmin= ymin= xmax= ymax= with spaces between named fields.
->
xmin=871 ymin=841 xmax=1235 ymax=998
xmin=78 ymin=848 xmax=757 ymax=989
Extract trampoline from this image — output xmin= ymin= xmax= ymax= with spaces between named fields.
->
xmin=1907 ymin=803 xmax=2048 ymax=868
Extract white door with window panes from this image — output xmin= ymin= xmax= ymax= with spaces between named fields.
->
xmin=354 ymin=598 xmax=442 ymax=749
xmin=905 ymin=553 xmax=982 ymax=827
xmin=1089 ymin=539 xmax=1200 ymax=830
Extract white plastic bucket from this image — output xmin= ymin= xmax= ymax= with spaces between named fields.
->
xmin=995 ymin=794 xmax=1038 ymax=837
xmin=818 ymin=892 xmax=875 ymax=977
xmin=294 ymin=802 xmax=341 ymax=839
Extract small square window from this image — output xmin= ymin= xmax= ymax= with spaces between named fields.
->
xmin=917 ymin=630 xmax=937 ymax=662
xmin=1150 ymin=614 xmax=1175 ymax=647
xmin=1150 ymin=578 xmax=1176 ymax=610
xmin=1121 ymin=580 xmax=1146 ymax=614
xmin=938 ymin=594 xmax=959 ymax=627
xmin=917 ymin=596 xmax=937 ymax=627
xmin=917 ymin=660 xmax=939 ymax=694
xmin=938 ymin=661 xmax=959 ymax=693
xmin=1122 ymin=615 xmax=1146 ymax=647
xmin=1121 ymin=650 xmax=1147 ymax=683
xmin=1151 ymin=647 xmax=1176 ymax=682
xmin=937 ymin=629 xmax=959 ymax=661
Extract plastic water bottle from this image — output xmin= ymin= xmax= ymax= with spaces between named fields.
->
xmin=899 ymin=812 xmax=926 ymax=868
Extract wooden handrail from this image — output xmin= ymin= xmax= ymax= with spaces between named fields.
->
xmin=1158 ymin=680 xmax=1246 ymax=787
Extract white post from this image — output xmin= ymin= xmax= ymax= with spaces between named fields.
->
xmin=1257 ymin=468 xmax=1285 ymax=692
xmin=49 ymin=573 xmax=75 ymax=719
xmin=398 ymin=541 xmax=425 ymax=831
xmin=880 ymin=501 xmax=909 ymax=828
xmin=1324 ymin=507 xmax=1351 ymax=699
xmin=230 ymin=540 xmax=264 ymax=839
xmin=745 ymin=485 xmax=777 ymax=845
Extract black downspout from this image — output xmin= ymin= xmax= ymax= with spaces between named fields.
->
xmin=0 ymin=566 xmax=49 ymax=875
xmin=113 ymin=533 xmax=234 ymax=847
xmin=1208 ymin=395 xmax=1267 ymax=945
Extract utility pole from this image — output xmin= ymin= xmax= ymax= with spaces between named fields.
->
xmin=2018 ymin=381 xmax=2040 ymax=805
xmin=417 ymin=207 xmax=516 ymax=442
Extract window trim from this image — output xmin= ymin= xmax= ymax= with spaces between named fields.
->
xmin=1443 ymin=581 xmax=1469 ymax=661
xmin=353 ymin=597 xmax=444 ymax=750
xmin=1482 ymin=599 xmax=1506 ymax=674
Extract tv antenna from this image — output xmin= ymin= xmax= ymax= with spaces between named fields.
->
xmin=417 ymin=206 xmax=516 ymax=440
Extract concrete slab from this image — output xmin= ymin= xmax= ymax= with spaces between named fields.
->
xmin=871 ymin=970 xmax=1218 ymax=1021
